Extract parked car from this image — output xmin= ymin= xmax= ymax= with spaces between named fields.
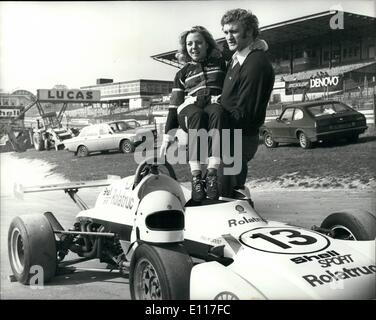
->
xmin=261 ymin=100 xmax=368 ymax=149
xmin=64 ymin=119 xmax=157 ymax=156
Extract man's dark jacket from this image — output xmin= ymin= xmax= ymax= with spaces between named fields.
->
xmin=221 ymin=49 xmax=275 ymax=136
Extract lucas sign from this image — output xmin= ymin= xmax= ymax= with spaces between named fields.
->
xmin=37 ymin=89 xmax=101 ymax=102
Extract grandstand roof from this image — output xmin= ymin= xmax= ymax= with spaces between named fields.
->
xmin=151 ymin=10 xmax=376 ymax=68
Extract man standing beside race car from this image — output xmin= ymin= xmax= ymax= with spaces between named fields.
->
xmin=218 ymin=8 xmax=275 ymax=197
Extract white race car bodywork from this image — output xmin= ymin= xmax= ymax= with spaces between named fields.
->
xmin=74 ymin=171 xmax=376 ymax=300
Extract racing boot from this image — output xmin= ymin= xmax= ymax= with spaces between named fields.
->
xmin=191 ymin=171 xmax=206 ymax=202
xmin=206 ymin=168 xmax=219 ymax=200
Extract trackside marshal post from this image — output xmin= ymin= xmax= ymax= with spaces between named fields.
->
xmin=37 ymin=89 xmax=101 ymax=102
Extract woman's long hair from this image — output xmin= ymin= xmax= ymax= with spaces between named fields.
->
xmin=176 ymin=26 xmax=222 ymax=63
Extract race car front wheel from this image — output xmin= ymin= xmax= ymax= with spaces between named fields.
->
xmin=320 ymin=210 xmax=376 ymax=240
xmin=8 ymin=214 xmax=57 ymax=284
xmin=130 ymin=243 xmax=193 ymax=300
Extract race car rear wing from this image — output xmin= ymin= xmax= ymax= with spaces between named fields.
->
xmin=14 ymin=179 xmax=114 ymax=195
xmin=14 ymin=175 xmax=121 ymax=211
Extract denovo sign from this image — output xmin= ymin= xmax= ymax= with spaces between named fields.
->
xmin=285 ymin=75 xmax=343 ymax=95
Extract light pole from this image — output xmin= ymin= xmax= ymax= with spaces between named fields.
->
xmin=292 ymin=77 xmax=297 ymax=102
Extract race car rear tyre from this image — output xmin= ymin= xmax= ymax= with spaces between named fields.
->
xmin=8 ymin=214 xmax=57 ymax=284
xmin=130 ymin=243 xmax=193 ymax=300
xmin=120 ymin=139 xmax=135 ymax=154
xmin=77 ymin=145 xmax=89 ymax=157
xmin=320 ymin=210 xmax=376 ymax=240
xmin=33 ymin=133 xmax=45 ymax=151
xmin=263 ymin=131 xmax=278 ymax=148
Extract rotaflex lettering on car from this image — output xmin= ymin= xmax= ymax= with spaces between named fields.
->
xmin=302 ymin=265 xmax=376 ymax=287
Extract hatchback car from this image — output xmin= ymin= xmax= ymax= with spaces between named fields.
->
xmin=64 ymin=119 xmax=157 ymax=156
xmin=261 ymin=100 xmax=368 ymax=149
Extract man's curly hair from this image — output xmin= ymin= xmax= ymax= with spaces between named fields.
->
xmin=175 ymin=26 xmax=222 ymax=63
xmin=221 ymin=8 xmax=259 ymax=39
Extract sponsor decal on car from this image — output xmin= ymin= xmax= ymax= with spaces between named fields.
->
xmin=228 ymin=216 xmax=265 ymax=227
xmin=319 ymin=254 xmax=353 ymax=268
xmin=290 ymin=250 xmax=354 ymax=268
xmin=200 ymin=235 xmax=224 ymax=245
xmin=239 ymin=227 xmax=330 ymax=254
xmin=235 ymin=205 xmax=245 ymax=212
xmin=302 ymin=265 xmax=376 ymax=287
xmin=102 ymin=186 xmax=112 ymax=197
xmin=109 ymin=193 xmax=134 ymax=209
xmin=101 ymin=187 xmax=134 ymax=209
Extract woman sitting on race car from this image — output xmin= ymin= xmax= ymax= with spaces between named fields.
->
xmin=160 ymin=26 xmax=226 ymax=202
xmin=160 ymin=25 xmax=268 ymax=202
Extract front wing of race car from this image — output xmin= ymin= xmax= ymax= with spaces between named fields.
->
xmin=190 ymin=261 xmax=267 ymax=300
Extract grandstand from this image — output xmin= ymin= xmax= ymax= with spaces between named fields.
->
xmin=80 ymin=79 xmax=173 ymax=111
xmin=151 ymin=10 xmax=376 ymax=107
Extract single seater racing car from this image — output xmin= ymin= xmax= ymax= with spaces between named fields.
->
xmin=8 ymin=157 xmax=376 ymax=299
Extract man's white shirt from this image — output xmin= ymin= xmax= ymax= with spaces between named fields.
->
xmin=231 ymin=39 xmax=269 ymax=68
xmin=232 ymin=45 xmax=252 ymax=68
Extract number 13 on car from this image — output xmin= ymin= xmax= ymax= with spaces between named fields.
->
xmin=239 ymin=227 xmax=331 ymax=254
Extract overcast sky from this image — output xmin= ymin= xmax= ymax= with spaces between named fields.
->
xmin=0 ymin=0 xmax=375 ymax=94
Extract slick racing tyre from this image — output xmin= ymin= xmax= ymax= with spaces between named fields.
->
xmin=8 ymin=214 xmax=57 ymax=284
xmin=320 ymin=210 xmax=376 ymax=240
xmin=130 ymin=243 xmax=193 ymax=300
xmin=120 ymin=139 xmax=135 ymax=154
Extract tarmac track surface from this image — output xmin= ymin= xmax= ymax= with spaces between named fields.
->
xmin=1 ymin=153 xmax=375 ymax=300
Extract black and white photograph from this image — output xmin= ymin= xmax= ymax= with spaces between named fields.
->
xmin=0 ymin=0 xmax=375 ymax=306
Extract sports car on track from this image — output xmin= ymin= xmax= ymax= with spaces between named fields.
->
xmin=9 ymin=158 xmax=376 ymax=299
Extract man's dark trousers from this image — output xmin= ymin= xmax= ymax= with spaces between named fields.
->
xmin=218 ymin=127 xmax=259 ymax=198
